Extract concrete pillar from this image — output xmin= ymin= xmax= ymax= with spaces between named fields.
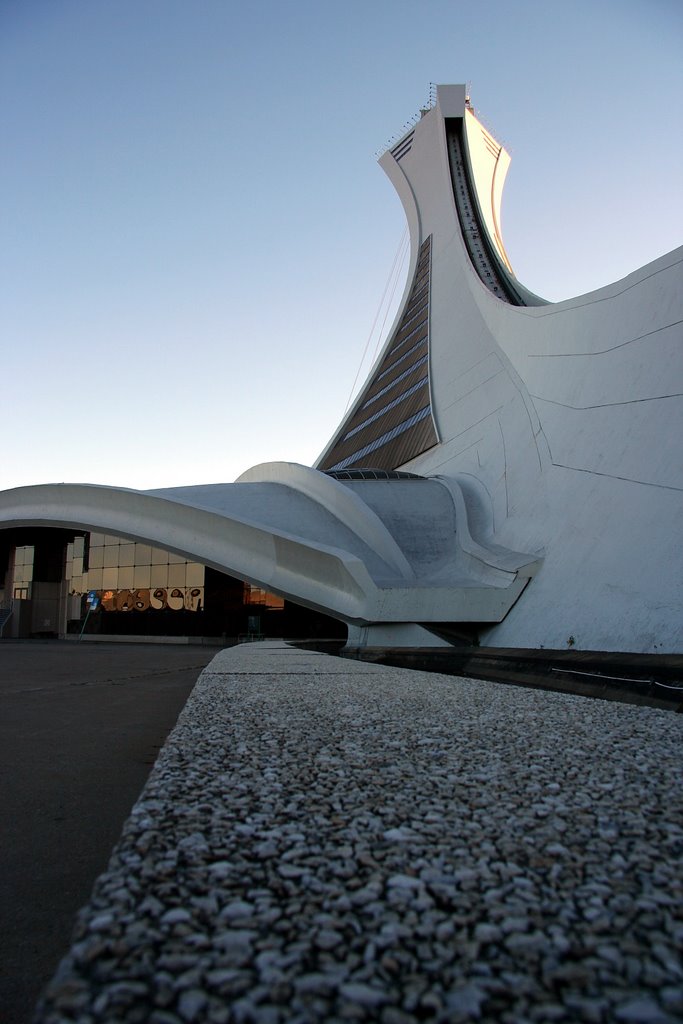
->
xmin=345 ymin=623 xmax=453 ymax=649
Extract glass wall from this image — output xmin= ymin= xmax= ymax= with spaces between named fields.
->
xmin=2 ymin=529 xmax=345 ymax=642
xmin=243 ymin=583 xmax=285 ymax=611
xmin=13 ymin=545 xmax=34 ymax=600
xmin=66 ymin=534 xmax=205 ymax=614
xmin=65 ymin=534 xmax=285 ymax=619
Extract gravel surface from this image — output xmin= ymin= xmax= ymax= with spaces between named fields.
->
xmin=36 ymin=642 xmax=683 ymax=1023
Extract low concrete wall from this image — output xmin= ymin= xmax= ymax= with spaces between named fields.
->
xmin=340 ymin=646 xmax=683 ymax=712
xmin=36 ymin=643 xmax=683 ymax=1023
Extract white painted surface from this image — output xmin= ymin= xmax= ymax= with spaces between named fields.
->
xmin=236 ymin=461 xmax=414 ymax=579
xmin=462 ymin=107 xmax=513 ymax=272
xmin=383 ymin=89 xmax=683 ymax=652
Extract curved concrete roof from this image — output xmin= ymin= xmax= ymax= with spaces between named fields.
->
xmin=0 ymin=464 xmax=535 ymax=627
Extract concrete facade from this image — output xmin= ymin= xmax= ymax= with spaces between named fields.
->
xmin=362 ymin=86 xmax=682 ymax=652
xmin=0 ymin=85 xmax=681 ymax=652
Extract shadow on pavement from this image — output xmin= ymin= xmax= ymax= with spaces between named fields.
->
xmin=0 ymin=641 xmax=217 ymax=1024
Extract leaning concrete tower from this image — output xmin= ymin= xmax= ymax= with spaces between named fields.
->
xmin=318 ymin=85 xmax=683 ymax=652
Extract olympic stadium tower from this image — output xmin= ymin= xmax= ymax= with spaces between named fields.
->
xmin=1 ymin=86 xmax=682 ymax=654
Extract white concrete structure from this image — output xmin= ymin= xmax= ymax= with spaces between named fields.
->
xmin=1 ymin=85 xmax=681 ymax=651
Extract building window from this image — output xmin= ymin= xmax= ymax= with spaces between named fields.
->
xmin=12 ymin=545 xmax=34 ymax=599
xmin=243 ymin=582 xmax=285 ymax=611
xmin=65 ymin=534 xmax=205 ymax=613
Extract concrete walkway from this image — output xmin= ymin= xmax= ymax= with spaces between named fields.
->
xmin=0 ymin=641 xmax=216 ymax=1024
xmin=34 ymin=642 xmax=682 ymax=1023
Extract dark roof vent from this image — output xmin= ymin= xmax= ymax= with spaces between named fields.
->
xmin=325 ymin=468 xmax=424 ymax=481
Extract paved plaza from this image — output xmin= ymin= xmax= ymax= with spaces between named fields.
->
xmin=0 ymin=641 xmax=216 ymax=1024
xmin=34 ymin=643 xmax=683 ymax=1023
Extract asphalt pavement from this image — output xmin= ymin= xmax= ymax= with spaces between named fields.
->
xmin=0 ymin=640 xmax=217 ymax=1024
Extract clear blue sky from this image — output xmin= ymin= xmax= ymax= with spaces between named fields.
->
xmin=2 ymin=0 xmax=681 ymax=491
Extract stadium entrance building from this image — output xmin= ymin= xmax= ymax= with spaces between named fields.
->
xmin=0 ymin=528 xmax=344 ymax=642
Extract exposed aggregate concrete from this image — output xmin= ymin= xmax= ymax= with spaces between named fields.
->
xmin=36 ymin=643 xmax=683 ymax=1023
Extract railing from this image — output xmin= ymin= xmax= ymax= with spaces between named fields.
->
xmin=374 ymin=90 xmax=436 ymax=159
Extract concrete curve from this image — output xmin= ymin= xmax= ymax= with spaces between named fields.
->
xmin=236 ymin=462 xmax=415 ymax=579
xmin=0 ymin=483 xmax=379 ymax=622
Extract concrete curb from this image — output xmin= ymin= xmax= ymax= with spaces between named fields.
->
xmin=35 ymin=642 xmax=683 ymax=1023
